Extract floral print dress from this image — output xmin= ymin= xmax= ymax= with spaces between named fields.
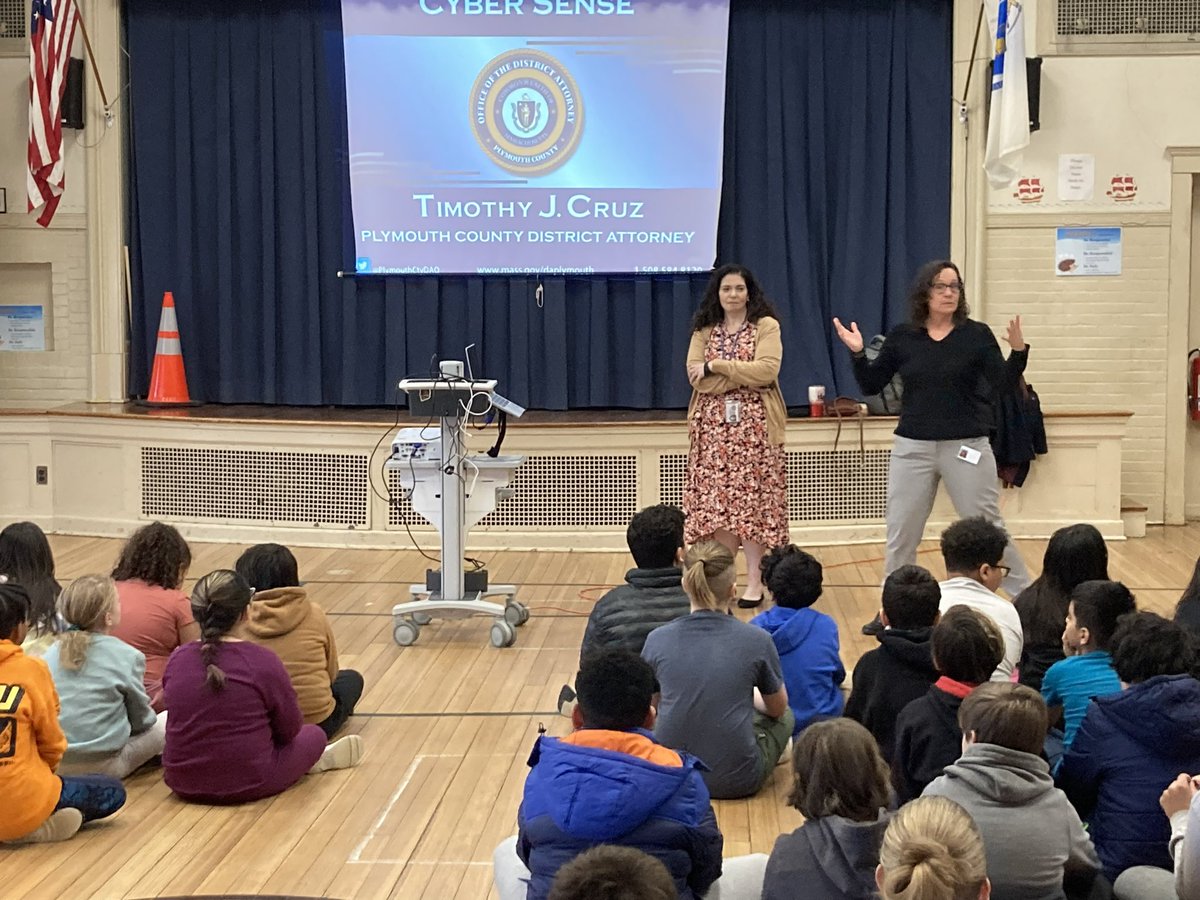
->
xmin=684 ymin=321 xmax=789 ymax=547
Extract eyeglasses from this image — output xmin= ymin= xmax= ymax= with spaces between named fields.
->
xmin=930 ymin=281 xmax=963 ymax=293
xmin=992 ymin=565 xmax=1011 ymax=578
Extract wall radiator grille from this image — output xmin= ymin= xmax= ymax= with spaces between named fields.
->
xmin=141 ymin=447 xmax=369 ymax=527
xmin=387 ymin=453 xmax=639 ymax=528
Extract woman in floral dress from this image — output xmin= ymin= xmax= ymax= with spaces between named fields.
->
xmin=684 ymin=264 xmax=789 ymax=607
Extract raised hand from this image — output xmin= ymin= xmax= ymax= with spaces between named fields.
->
xmin=832 ymin=317 xmax=864 ymax=354
xmin=1004 ymin=315 xmax=1025 ymax=351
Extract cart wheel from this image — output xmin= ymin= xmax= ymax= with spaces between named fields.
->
xmin=490 ymin=620 xmax=516 ymax=648
xmin=504 ymin=602 xmax=529 ymax=627
xmin=394 ymin=620 xmax=420 ymax=647
xmin=412 ymin=612 xmax=433 ymax=625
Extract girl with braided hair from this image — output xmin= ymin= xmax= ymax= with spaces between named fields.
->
xmin=161 ymin=570 xmax=363 ymax=803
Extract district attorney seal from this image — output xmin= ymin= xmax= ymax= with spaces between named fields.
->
xmin=470 ymin=49 xmax=583 ymax=176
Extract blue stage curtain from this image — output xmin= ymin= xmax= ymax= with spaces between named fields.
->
xmin=126 ymin=0 xmax=951 ymax=408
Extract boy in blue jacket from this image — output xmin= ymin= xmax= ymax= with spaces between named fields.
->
xmin=751 ymin=545 xmax=844 ymax=734
xmin=493 ymin=649 xmax=723 ymax=900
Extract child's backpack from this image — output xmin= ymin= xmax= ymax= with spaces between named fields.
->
xmin=862 ymin=334 xmax=903 ymax=416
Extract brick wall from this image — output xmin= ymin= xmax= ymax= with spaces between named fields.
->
xmin=984 ymin=221 xmax=1169 ymax=520
xmin=0 ymin=219 xmax=92 ymax=406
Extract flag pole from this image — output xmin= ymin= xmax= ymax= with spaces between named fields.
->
xmin=959 ymin=1 xmax=987 ymax=119
xmin=74 ymin=9 xmax=110 ymax=110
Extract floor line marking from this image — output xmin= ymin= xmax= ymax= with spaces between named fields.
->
xmin=346 ymin=753 xmax=516 ymax=863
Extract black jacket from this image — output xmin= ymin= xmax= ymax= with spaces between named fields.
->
xmin=993 ymin=377 xmax=1047 ymax=488
xmin=579 ymin=568 xmax=691 ymax=663
xmin=892 ymin=683 xmax=967 ymax=803
xmin=845 ymin=627 xmax=938 ymax=763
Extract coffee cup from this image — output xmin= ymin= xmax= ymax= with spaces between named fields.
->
xmin=808 ymin=385 xmax=826 ymax=418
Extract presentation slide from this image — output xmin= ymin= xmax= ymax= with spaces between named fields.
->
xmin=342 ymin=0 xmax=730 ymax=275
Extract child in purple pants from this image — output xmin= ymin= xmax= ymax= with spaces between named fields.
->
xmin=162 ymin=570 xmax=362 ymax=804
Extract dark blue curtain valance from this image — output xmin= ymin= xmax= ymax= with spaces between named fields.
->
xmin=125 ymin=0 xmax=952 ymax=409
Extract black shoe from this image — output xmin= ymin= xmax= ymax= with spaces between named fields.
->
xmin=557 ymin=684 xmax=576 ymax=718
xmin=861 ymin=614 xmax=884 ymax=636
xmin=737 ymin=596 xmax=763 ymax=609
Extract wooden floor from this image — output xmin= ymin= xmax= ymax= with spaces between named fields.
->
xmin=5 ymin=526 xmax=1200 ymax=899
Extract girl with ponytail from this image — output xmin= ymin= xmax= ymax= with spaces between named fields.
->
xmin=161 ymin=570 xmax=364 ymax=804
xmin=46 ymin=575 xmax=165 ymax=778
xmin=641 ymin=541 xmax=793 ymax=799
xmin=876 ymin=797 xmax=990 ymax=900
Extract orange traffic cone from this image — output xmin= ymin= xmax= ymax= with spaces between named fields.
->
xmin=144 ymin=292 xmax=196 ymax=406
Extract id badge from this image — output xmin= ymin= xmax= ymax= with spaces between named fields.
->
xmin=724 ymin=399 xmax=742 ymax=424
xmin=957 ymin=445 xmax=982 ymax=466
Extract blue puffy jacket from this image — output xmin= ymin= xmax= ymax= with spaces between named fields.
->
xmin=751 ymin=606 xmax=845 ymax=734
xmin=516 ymin=729 xmax=723 ymax=900
xmin=1057 ymin=674 xmax=1200 ymax=880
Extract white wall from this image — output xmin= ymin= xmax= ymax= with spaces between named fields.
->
xmin=967 ymin=0 xmax=1200 ymax=522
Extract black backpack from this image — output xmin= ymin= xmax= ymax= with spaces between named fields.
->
xmin=862 ymin=333 xmax=903 ymax=415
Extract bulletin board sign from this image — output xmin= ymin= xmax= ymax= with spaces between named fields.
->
xmin=1055 ymin=227 xmax=1122 ymax=277
xmin=0 ymin=306 xmax=47 ymax=351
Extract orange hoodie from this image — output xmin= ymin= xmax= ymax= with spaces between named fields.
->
xmin=0 ymin=640 xmax=66 ymax=840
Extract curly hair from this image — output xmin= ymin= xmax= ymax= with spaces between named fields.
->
xmin=625 ymin=505 xmax=686 ymax=570
xmin=111 ymin=522 xmax=192 ymax=590
xmin=1110 ymin=611 xmax=1195 ymax=684
xmin=908 ymin=260 xmax=970 ymax=326
xmin=940 ymin=517 xmax=1008 ymax=576
xmin=691 ymin=263 xmax=779 ymax=332
xmin=761 ymin=544 xmax=823 ymax=609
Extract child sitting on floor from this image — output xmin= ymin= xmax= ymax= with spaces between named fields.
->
xmin=1042 ymin=580 xmax=1134 ymax=765
xmin=845 ymin=564 xmax=942 ymax=762
xmin=923 ymin=682 xmax=1101 ymax=899
xmin=892 ymin=605 xmax=1005 ymax=803
xmin=0 ymin=582 xmax=126 ymax=844
xmin=162 ymin=570 xmax=363 ymax=804
xmin=750 ymin=545 xmax=844 ymax=734
xmin=642 ymin=541 xmax=793 ymax=799
xmin=237 ymin=544 xmax=364 ymax=738
xmin=46 ymin=575 xmax=166 ymax=779
xmin=876 ymin=796 xmax=991 ymax=900
xmin=0 ymin=521 xmax=63 ymax=656
xmin=762 ymin=718 xmax=893 ymax=899
xmin=495 ymin=648 xmax=723 ymax=900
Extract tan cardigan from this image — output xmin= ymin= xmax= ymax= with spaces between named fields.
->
xmin=686 ymin=315 xmax=788 ymax=445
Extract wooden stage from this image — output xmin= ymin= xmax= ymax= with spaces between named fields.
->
xmin=2 ymin=526 xmax=1196 ymax=899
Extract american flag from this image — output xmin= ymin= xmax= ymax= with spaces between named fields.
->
xmin=27 ymin=0 xmax=80 ymax=227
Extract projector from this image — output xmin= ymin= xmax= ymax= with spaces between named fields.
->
xmin=391 ymin=427 xmax=442 ymax=461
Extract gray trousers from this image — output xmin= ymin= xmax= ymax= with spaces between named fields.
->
xmin=886 ymin=435 xmax=1031 ymax=596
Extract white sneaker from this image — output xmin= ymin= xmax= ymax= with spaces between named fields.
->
xmin=310 ymin=734 xmax=364 ymax=773
xmin=5 ymin=808 xmax=83 ymax=844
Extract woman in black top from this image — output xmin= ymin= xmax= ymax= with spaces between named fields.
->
xmin=833 ymin=260 xmax=1031 ymax=632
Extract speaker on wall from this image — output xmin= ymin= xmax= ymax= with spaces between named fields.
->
xmin=1027 ymin=56 xmax=1042 ymax=133
xmin=62 ymin=57 xmax=85 ymax=130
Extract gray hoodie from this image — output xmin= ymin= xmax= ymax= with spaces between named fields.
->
xmin=923 ymin=742 xmax=1100 ymax=900
xmin=761 ymin=812 xmax=891 ymax=900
